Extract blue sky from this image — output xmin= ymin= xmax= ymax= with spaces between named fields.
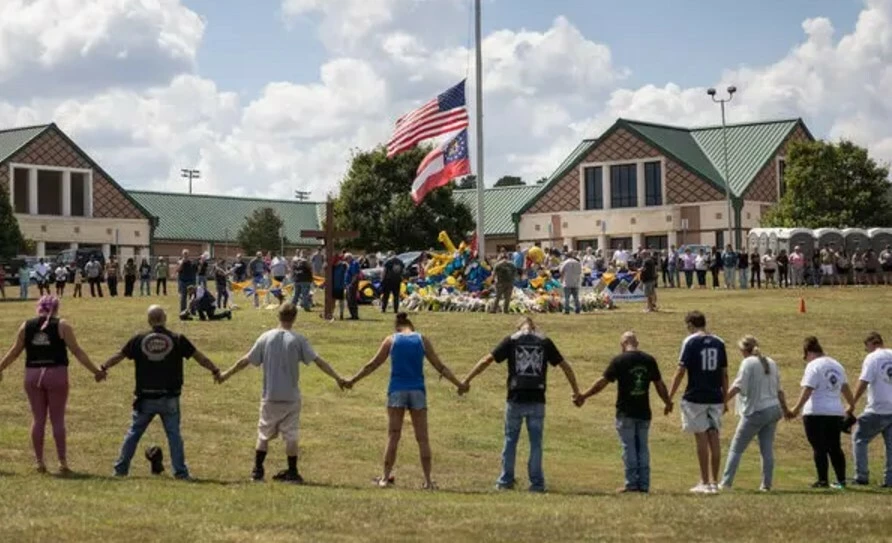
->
xmin=3 ymin=0 xmax=885 ymax=197
xmin=186 ymin=0 xmax=861 ymax=99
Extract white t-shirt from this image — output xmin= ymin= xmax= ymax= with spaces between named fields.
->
xmin=732 ymin=356 xmax=781 ymax=416
xmin=269 ymin=257 xmax=287 ymax=277
xmin=695 ymin=255 xmax=708 ymax=271
xmin=559 ymin=258 xmax=582 ymax=287
xmin=801 ymin=356 xmax=848 ymax=416
xmin=247 ymin=328 xmax=318 ymax=403
xmin=859 ymin=348 xmax=892 ymax=415
xmin=612 ymin=250 xmax=629 ymax=267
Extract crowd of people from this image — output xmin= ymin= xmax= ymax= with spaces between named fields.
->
xmin=1 ymin=295 xmax=890 ymax=494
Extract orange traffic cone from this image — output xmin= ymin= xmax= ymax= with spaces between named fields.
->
xmin=798 ymin=297 xmax=806 ymax=314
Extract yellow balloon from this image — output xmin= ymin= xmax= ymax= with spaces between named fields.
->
xmin=438 ymin=231 xmax=458 ymax=253
xmin=528 ymin=246 xmax=544 ymax=264
xmin=446 ymin=276 xmax=458 ymax=286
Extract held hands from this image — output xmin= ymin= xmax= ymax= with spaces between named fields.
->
xmin=664 ymin=401 xmax=674 ymax=416
xmin=572 ymin=393 xmax=585 ymax=408
xmin=336 ymin=376 xmax=352 ymax=391
xmin=784 ymin=407 xmax=798 ymax=420
xmin=457 ymin=381 xmax=470 ymax=396
xmin=94 ymin=368 xmax=108 ymax=383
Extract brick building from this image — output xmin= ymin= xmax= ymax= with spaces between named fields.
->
xmin=515 ymin=118 xmax=814 ymax=251
xmin=0 ymin=124 xmax=155 ymax=258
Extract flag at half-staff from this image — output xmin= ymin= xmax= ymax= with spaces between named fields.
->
xmin=411 ymin=129 xmax=471 ymax=205
xmin=387 ymin=80 xmax=469 ymax=158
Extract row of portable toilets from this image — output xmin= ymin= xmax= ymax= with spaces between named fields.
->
xmin=747 ymin=228 xmax=892 ymax=260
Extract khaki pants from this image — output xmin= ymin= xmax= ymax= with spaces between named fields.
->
xmin=494 ymin=284 xmax=513 ymax=313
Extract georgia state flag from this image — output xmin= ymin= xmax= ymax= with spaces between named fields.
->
xmin=411 ymin=129 xmax=471 ymax=205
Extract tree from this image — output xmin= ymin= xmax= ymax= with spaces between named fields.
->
xmin=493 ymin=175 xmax=525 ymax=187
xmin=236 ymin=207 xmax=286 ymax=254
xmin=455 ymin=175 xmax=477 ymax=190
xmin=536 ymin=176 xmax=548 ymax=185
xmin=763 ymin=139 xmax=892 ymax=228
xmin=0 ymin=186 xmax=25 ymax=259
xmin=334 ymin=145 xmax=476 ymax=253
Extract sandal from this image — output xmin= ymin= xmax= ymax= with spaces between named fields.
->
xmin=374 ymin=475 xmax=395 ymax=488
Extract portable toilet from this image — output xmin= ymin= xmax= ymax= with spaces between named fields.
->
xmin=757 ymin=230 xmax=769 ymax=256
xmin=787 ymin=228 xmax=816 ymax=261
xmin=767 ymin=229 xmax=780 ymax=254
xmin=843 ymin=228 xmax=870 ymax=256
xmin=747 ymin=228 xmax=764 ymax=252
xmin=814 ymin=228 xmax=844 ymax=253
xmin=868 ymin=228 xmax=892 ymax=253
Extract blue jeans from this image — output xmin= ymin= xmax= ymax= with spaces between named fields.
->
xmin=498 ymin=401 xmax=545 ymax=491
xmin=723 ymin=269 xmax=735 ymax=288
xmin=616 ymin=416 xmax=651 ymax=491
xmin=177 ymin=279 xmax=190 ymax=312
xmin=721 ymin=405 xmax=781 ymax=489
xmin=563 ymin=287 xmax=580 ymax=314
xmin=668 ymin=267 xmax=678 ymax=287
xmin=853 ymin=412 xmax=892 ymax=485
xmin=291 ymin=282 xmax=312 ymax=311
xmin=114 ymin=396 xmax=189 ymax=478
xmin=139 ymin=278 xmax=151 ymax=296
xmin=738 ymin=268 xmax=749 ymax=289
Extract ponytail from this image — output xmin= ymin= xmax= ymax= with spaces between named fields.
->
xmin=395 ymin=312 xmax=414 ymax=331
xmin=738 ymin=335 xmax=770 ymax=375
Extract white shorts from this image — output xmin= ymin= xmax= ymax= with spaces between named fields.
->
xmin=681 ymin=400 xmax=723 ymax=433
xmin=821 ymin=264 xmax=835 ymax=276
xmin=258 ymin=398 xmax=301 ymax=442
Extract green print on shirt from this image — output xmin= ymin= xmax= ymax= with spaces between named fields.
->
xmin=629 ymin=366 xmax=649 ymax=396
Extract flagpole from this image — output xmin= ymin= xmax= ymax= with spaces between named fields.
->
xmin=473 ymin=0 xmax=485 ymax=258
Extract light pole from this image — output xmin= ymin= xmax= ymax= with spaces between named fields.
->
xmin=181 ymin=168 xmax=200 ymax=194
xmin=278 ymin=226 xmax=284 ymax=256
xmin=707 ymin=86 xmax=736 ymax=249
xmin=223 ymin=227 xmax=230 ymax=260
xmin=294 ymin=190 xmax=310 ymax=202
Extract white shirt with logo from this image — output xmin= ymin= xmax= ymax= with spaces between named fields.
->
xmin=612 ymin=250 xmax=629 ymax=267
xmin=801 ymin=356 xmax=848 ymax=416
xmin=859 ymin=348 xmax=892 ymax=415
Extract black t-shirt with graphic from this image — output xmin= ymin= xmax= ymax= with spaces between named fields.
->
xmin=383 ymin=257 xmax=405 ymax=283
xmin=603 ymin=350 xmax=662 ymax=420
xmin=121 ymin=326 xmax=196 ymax=398
xmin=640 ymin=257 xmax=657 ymax=282
xmin=492 ymin=331 xmax=564 ymax=404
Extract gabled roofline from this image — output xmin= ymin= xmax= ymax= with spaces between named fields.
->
xmin=44 ymin=124 xmax=158 ymax=225
xmin=513 ymin=137 xmax=599 ymax=218
xmin=129 ymin=189 xmax=324 ymax=206
xmin=741 ymin=118 xmax=815 ymax=198
xmin=0 ymin=124 xmax=51 ymax=164
xmin=453 ymin=184 xmax=543 ymax=194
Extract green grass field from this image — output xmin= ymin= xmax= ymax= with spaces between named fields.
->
xmin=1 ymin=286 xmax=891 ymax=542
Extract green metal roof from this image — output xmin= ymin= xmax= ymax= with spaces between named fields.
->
xmin=129 ymin=190 xmax=323 ymax=245
xmin=454 ymin=184 xmax=543 ymax=236
xmin=514 ymin=138 xmax=597 ymax=217
xmin=0 ymin=124 xmax=51 ymax=163
xmin=691 ymin=119 xmax=799 ymax=196
xmin=623 ymin=121 xmax=725 ymax=191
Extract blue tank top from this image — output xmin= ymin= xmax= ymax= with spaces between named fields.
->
xmin=388 ymin=332 xmax=425 ymax=394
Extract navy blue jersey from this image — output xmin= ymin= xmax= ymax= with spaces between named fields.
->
xmin=679 ymin=332 xmax=727 ymax=404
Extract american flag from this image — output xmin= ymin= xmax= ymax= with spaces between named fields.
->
xmin=387 ymin=80 xmax=469 ymax=158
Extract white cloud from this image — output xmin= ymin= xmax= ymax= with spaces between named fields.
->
xmin=0 ymin=0 xmax=204 ymax=98
xmin=2 ymin=0 xmax=891 ymax=206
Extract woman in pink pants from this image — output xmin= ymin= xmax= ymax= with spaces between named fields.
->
xmin=0 ymin=296 xmax=106 ymax=474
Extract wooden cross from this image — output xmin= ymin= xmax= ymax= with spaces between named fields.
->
xmin=301 ymin=198 xmax=359 ymax=320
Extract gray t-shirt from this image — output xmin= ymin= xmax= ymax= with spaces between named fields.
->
xmin=247 ymin=328 xmax=318 ymax=402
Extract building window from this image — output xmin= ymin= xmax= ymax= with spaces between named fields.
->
xmin=71 ymin=172 xmax=86 ymax=217
xmin=575 ymin=239 xmax=598 ymax=251
xmin=644 ymin=235 xmax=668 ymax=251
xmin=778 ymin=159 xmax=787 ymax=198
xmin=609 ymin=237 xmax=633 ymax=250
xmin=715 ymin=230 xmax=725 ymax=249
xmin=37 ymin=170 xmax=63 ymax=216
xmin=610 ymin=164 xmax=637 ymax=208
xmin=13 ymin=168 xmax=29 ymax=214
xmin=644 ymin=161 xmax=662 ymax=206
xmin=583 ymin=166 xmax=603 ymax=210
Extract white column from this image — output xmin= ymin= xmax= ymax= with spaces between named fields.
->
xmin=85 ymin=171 xmax=94 ymax=218
xmin=598 ymin=234 xmax=608 ymax=253
xmin=668 ymin=230 xmax=678 ymax=247
xmin=139 ymin=247 xmax=150 ymax=258
xmin=632 ymin=233 xmax=644 ymax=250
xmin=28 ymin=168 xmax=38 ymax=215
xmin=62 ymin=170 xmax=71 ymax=216
xmin=36 ymin=241 xmax=46 ymax=257
xmin=69 ymin=242 xmax=79 ymax=249
xmin=636 ymin=162 xmax=646 ymax=207
xmin=102 ymin=244 xmax=111 ymax=259
xmin=603 ymin=165 xmax=611 ymax=209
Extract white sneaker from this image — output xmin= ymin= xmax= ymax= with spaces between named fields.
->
xmin=708 ymin=483 xmax=719 ymax=494
xmin=689 ymin=483 xmax=710 ymax=493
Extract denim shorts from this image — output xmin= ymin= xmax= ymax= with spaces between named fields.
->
xmin=387 ymin=390 xmax=427 ymax=410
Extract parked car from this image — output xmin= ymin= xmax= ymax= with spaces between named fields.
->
xmin=55 ymin=248 xmax=105 ymax=271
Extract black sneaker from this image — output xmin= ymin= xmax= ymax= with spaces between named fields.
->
xmin=811 ymin=481 xmax=829 ymax=488
xmin=272 ymin=470 xmax=304 ymax=484
xmin=145 ymin=446 xmax=164 ymax=475
xmin=849 ymin=478 xmax=869 ymax=486
xmin=251 ymin=467 xmax=265 ymax=482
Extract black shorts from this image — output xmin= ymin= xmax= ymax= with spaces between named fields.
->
xmin=883 ymin=265 xmax=892 ymax=273
xmin=55 ymin=281 xmax=66 ymax=288
xmin=866 ymin=268 xmax=877 ymax=274
xmin=332 ymin=288 xmax=345 ymax=300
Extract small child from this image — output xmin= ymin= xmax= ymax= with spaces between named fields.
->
xmin=72 ymin=266 xmax=83 ymax=298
